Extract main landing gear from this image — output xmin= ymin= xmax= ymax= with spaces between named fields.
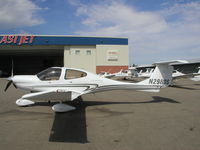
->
xmin=16 ymin=99 xmax=35 ymax=106
xmin=52 ymin=103 xmax=76 ymax=112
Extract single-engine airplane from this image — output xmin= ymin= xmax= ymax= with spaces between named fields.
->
xmin=4 ymin=60 xmax=185 ymax=112
xmin=135 ymin=68 xmax=154 ymax=78
xmin=189 ymin=67 xmax=200 ymax=81
xmin=98 ymin=69 xmax=132 ymax=79
xmin=112 ymin=69 xmax=132 ymax=80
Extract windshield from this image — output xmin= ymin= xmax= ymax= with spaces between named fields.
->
xmin=37 ymin=68 xmax=61 ymax=81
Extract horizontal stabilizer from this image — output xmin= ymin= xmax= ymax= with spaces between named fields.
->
xmin=153 ymin=60 xmax=188 ymax=65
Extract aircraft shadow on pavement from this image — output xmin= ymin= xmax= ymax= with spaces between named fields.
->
xmin=171 ymin=85 xmax=198 ymax=90
xmin=148 ymin=96 xmax=180 ymax=103
xmin=47 ymin=96 xmax=179 ymax=143
xmin=49 ymin=104 xmax=88 ymax=143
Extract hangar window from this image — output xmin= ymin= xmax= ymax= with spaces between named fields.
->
xmin=75 ymin=50 xmax=80 ymax=55
xmin=65 ymin=69 xmax=87 ymax=79
xmin=86 ymin=50 xmax=91 ymax=55
xmin=37 ymin=68 xmax=61 ymax=81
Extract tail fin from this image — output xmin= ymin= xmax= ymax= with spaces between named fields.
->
xmin=139 ymin=60 xmax=188 ymax=87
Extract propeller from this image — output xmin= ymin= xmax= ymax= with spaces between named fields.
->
xmin=4 ymin=76 xmax=17 ymax=91
xmin=4 ymin=59 xmax=16 ymax=92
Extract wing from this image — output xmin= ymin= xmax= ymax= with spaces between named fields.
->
xmin=21 ymin=90 xmax=83 ymax=101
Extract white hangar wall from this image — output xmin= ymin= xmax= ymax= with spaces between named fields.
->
xmin=64 ymin=45 xmax=129 ymax=73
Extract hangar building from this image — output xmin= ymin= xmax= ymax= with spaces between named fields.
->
xmin=0 ymin=35 xmax=128 ymax=76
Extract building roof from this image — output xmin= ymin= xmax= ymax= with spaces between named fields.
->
xmin=0 ymin=35 xmax=128 ymax=46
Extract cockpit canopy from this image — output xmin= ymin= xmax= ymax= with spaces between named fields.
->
xmin=37 ymin=67 xmax=87 ymax=81
xmin=37 ymin=68 xmax=61 ymax=81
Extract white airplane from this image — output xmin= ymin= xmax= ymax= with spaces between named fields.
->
xmin=98 ymin=71 xmax=115 ymax=78
xmin=99 ymin=69 xmax=132 ymax=79
xmin=136 ymin=68 xmax=154 ymax=78
xmin=4 ymin=60 xmax=183 ymax=112
xmin=113 ymin=69 xmax=132 ymax=80
xmin=172 ymin=69 xmax=200 ymax=81
xmin=189 ymin=67 xmax=200 ymax=81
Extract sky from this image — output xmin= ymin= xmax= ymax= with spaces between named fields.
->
xmin=0 ymin=0 xmax=199 ymax=65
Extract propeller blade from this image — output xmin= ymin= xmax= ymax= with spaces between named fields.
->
xmin=4 ymin=80 xmax=12 ymax=92
xmin=11 ymin=58 xmax=14 ymax=77
xmin=13 ymin=83 xmax=17 ymax=89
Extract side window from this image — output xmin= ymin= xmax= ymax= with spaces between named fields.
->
xmin=65 ymin=69 xmax=87 ymax=79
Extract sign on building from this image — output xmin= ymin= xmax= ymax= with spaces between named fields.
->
xmin=107 ymin=50 xmax=118 ymax=61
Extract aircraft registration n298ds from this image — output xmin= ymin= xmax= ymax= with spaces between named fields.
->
xmin=4 ymin=60 xmax=184 ymax=112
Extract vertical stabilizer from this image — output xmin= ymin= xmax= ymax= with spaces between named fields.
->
xmin=138 ymin=60 xmax=188 ymax=87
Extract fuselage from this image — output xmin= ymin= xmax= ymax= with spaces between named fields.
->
xmin=11 ymin=67 xmax=160 ymax=94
